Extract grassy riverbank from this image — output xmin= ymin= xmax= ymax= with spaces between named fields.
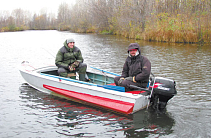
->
xmin=72 ymin=13 xmax=210 ymax=44
xmin=1 ymin=0 xmax=210 ymax=44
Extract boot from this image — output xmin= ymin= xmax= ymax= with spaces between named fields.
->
xmin=79 ymin=73 xmax=86 ymax=81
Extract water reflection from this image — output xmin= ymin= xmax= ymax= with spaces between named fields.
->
xmin=19 ymin=83 xmax=175 ymax=137
xmin=19 ymin=83 xmax=132 ymax=137
xmin=126 ymin=109 xmax=175 ymax=137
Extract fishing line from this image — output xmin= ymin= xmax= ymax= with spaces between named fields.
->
xmin=42 ymin=47 xmax=55 ymax=58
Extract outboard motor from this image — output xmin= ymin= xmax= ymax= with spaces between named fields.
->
xmin=150 ymin=77 xmax=177 ymax=110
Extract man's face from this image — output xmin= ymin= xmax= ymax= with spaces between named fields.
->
xmin=129 ymin=49 xmax=137 ymax=56
xmin=68 ymin=42 xmax=74 ymax=48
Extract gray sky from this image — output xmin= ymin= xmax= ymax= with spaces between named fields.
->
xmin=0 ymin=0 xmax=75 ymax=14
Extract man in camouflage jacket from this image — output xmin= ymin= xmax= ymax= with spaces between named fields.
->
xmin=55 ymin=38 xmax=87 ymax=81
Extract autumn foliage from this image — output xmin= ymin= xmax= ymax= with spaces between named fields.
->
xmin=0 ymin=0 xmax=210 ymax=43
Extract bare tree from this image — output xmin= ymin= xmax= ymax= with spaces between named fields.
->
xmin=57 ymin=2 xmax=71 ymax=30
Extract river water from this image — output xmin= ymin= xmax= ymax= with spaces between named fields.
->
xmin=0 ymin=30 xmax=210 ymax=138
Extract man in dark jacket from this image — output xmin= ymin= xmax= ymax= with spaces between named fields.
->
xmin=114 ymin=43 xmax=151 ymax=91
xmin=55 ymin=38 xmax=87 ymax=81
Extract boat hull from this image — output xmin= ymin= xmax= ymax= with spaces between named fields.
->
xmin=19 ymin=62 xmax=150 ymax=114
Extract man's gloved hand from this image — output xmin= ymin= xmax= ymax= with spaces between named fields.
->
xmin=69 ymin=61 xmax=80 ymax=72
xmin=118 ymin=77 xmax=125 ymax=85
xmin=125 ymin=77 xmax=133 ymax=81
xmin=69 ymin=65 xmax=75 ymax=72
xmin=125 ymin=76 xmax=136 ymax=82
xmin=73 ymin=61 xmax=80 ymax=67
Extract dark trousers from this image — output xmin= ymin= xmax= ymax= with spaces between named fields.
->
xmin=114 ymin=76 xmax=148 ymax=91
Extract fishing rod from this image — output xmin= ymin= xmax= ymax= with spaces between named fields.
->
xmin=90 ymin=66 xmax=120 ymax=76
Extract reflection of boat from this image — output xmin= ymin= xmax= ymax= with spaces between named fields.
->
xmin=124 ymin=108 xmax=175 ymax=137
xmin=19 ymin=61 xmax=176 ymax=115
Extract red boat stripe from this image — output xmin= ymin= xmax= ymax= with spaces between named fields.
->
xmin=126 ymin=91 xmax=147 ymax=94
xmin=43 ymin=84 xmax=134 ymax=114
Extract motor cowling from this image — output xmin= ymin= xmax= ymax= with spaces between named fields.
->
xmin=150 ymin=77 xmax=177 ymax=110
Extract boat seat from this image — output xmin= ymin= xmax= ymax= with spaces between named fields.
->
xmin=67 ymin=72 xmax=76 ymax=79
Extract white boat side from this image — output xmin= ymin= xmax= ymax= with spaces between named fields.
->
xmin=19 ymin=63 xmax=150 ymax=114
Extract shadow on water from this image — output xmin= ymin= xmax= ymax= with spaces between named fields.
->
xmin=19 ymin=83 xmax=175 ymax=137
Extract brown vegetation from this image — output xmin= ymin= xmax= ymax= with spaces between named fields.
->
xmin=0 ymin=0 xmax=210 ymax=43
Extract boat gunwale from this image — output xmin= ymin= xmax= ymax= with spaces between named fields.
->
xmin=19 ymin=65 xmax=146 ymax=100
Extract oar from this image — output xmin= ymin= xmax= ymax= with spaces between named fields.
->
xmin=90 ymin=66 xmax=120 ymax=76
